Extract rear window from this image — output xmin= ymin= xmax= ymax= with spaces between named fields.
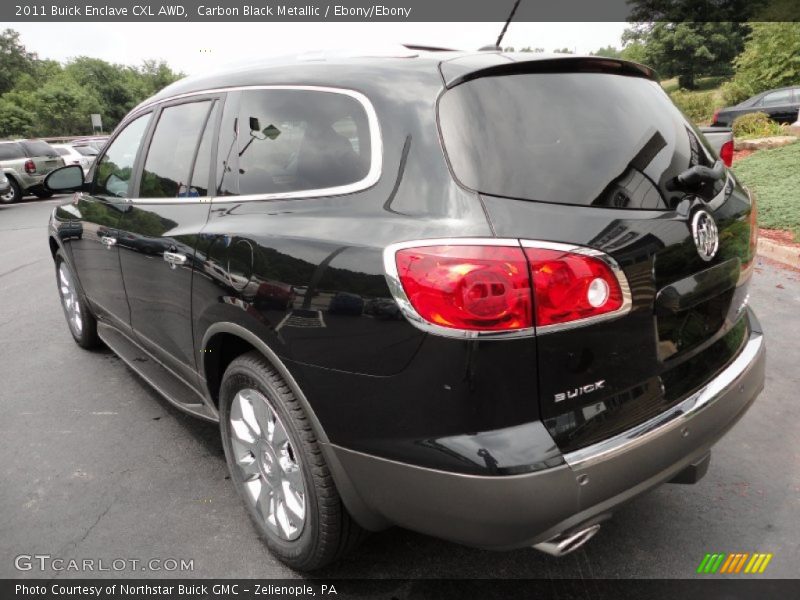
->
xmin=54 ymin=147 xmax=70 ymax=156
xmin=21 ymin=140 xmax=58 ymax=158
xmin=0 ymin=142 xmax=25 ymax=160
xmin=74 ymin=146 xmax=98 ymax=156
xmin=439 ymin=73 xmax=709 ymax=210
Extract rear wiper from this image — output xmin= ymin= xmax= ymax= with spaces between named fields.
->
xmin=667 ymin=160 xmax=726 ymax=191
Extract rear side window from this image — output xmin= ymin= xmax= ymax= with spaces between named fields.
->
xmin=21 ymin=140 xmax=57 ymax=158
xmin=439 ymin=73 xmax=708 ymax=210
xmin=139 ymin=100 xmax=212 ymax=198
xmin=94 ymin=113 xmax=152 ymax=198
xmin=230 ymin=89 xmax=372 ymax=196
xmin=0 ymin=143 xmax=25 ymax=160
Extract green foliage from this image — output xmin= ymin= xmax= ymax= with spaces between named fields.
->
xmin=721 ymin=22 xmax=800 ymax=105
xmin=734 ymin=141 xmax=800 ymax=241
xmin=731 ymin=112 xmax=788 ymax=139
xmin=552 ymin=48 xmax=574 ymax=54
xmin=591 ymin=46 xmax=622 ymax=58
xmin=0 ymin=30 xmax=183 ymax=138
xmin=669 ymin=89 xmax=720 ymax=123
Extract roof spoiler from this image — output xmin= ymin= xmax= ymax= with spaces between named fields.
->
xmin=440 ymin=54 xmax=658 ymax=88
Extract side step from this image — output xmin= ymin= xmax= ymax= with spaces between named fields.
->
xmin=98 ymin=322 xmax=217 ymax=422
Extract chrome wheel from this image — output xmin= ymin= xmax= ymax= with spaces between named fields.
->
xmin=229 ymin=388 xmax=306 ymax=541
xmin=0 ymin=189 xmax=14 ymax=202
xmin=58 ymin=262 xmax=83 ymax=336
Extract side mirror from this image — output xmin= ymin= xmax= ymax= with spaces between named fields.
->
xmin=45 ymin=165 xmax=86 ymax=192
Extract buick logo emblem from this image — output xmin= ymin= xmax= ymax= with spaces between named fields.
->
xmin=691 ymin=210 xmax=719 ymax=262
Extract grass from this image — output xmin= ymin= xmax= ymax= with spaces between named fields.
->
xmin=734 ymin=141 xmax=800 ymax=241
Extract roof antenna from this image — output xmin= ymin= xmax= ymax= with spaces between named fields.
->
xmin=489 ymin=0 xmax=522 ymax=50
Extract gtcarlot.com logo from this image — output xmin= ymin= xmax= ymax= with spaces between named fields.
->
xmin=697 ymin=552 xmax=773 ymax=574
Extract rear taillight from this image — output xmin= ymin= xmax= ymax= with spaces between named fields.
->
xmin=385 ymin=240 xmax=630 ymax=336
xmin=24 ymin=159 xmax=36 ymax=174
xmin=524 ymin=246 xmax=624 ymax=328
xmin=393 ymin=245 xmax=532 ymax=332
xmin=719 ymin=140 xmax=734 ymax=167
xmin=711 ymin=109 xmax=720 ymax=125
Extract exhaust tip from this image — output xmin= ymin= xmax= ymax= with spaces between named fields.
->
xmin=533 ymin=523 xmax=601 ymax=557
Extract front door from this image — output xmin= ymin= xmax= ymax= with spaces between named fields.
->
xmin=70 ymin=113 xmax=153 ymax=329
xmin=118 ymin=97 xmax=220 ymax=386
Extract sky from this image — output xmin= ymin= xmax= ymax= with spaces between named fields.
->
xmin=10 ymin=22 xmax=628 ymax=74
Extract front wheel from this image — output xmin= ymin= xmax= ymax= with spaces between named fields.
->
xmin=220 ymin=352 xmax=365 ymax=570
xmin=55 ymin=251 xmax=99 ymax=348
xmin=0 ymin=178 xmax=20 ymax=204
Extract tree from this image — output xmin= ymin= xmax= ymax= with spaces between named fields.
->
xmin=553 ymin=48 xmax=574 ymax=54
xmin=722 ymin=22 xmax=800 ymax=104
xmin=591 ymin=45 xmax=622 ymax=58
xmin=0 ymin=99 xmax=34 ymax=137
xmin=623 ymin=1 xmax=754 ymax=89
xmin=0 ymin=29 xmax=37 ymax=95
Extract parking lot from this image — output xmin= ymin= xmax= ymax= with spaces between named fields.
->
xmin=1 ymin=196 xmax=798 ymax=579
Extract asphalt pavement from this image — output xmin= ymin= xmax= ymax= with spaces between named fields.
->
xmin=1 ymin=196 xmax=798 ymax=579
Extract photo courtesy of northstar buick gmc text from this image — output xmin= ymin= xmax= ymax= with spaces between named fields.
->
xmin=45 ymin=48 xmax=765 ymax=570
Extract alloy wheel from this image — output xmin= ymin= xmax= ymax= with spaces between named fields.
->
xmin=58 ymin=263 xmax=83 ymax=336
xmin=229 ymin=388 xmax=306 ymax=541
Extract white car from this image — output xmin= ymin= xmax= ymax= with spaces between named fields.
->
xmin=52 ymin=144 xmax=92 ymax=176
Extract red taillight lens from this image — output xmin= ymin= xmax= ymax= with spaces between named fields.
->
xmin=719 ymin=140 xmax=734 ymax=167
xmin=711 ymin=109 xmax=720 ymax=125
xmin=524 ymin=248 xmax=623 ymax=327
xmin=394 ymin=245 xmax=532 ymax=331
xmin=24 ymin=159 xmax=36 ymax=174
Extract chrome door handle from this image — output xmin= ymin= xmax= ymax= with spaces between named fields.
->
xmin=100 ymin=235 xmax=117 ymax=248
xmin=163 ymin=251 xmax=187 ymax=269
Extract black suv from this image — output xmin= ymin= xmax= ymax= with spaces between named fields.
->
xmin=46 ymin=51 xmax=765 ymax=570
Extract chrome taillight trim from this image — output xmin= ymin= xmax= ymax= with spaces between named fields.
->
xmin=382 ymin=238 xmax=633 ymax=340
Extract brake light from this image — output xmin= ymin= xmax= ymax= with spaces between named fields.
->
xmin=24 ymin=159 xmax=36 ymax=174
xmin=524 ymin=247 xmax=624 ymax=327
xmin=719 ymin=140 xmax=734 ymax=167
xmin=387 ymin=241 xmax=629 ymax=335
xmin=394 ymin=245 xmax=532 ymax=331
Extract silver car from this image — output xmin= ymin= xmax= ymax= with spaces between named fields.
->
xmin=0 ymin=139 xmax=65 ymax=204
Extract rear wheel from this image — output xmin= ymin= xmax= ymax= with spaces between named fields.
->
xmin=0 ymin=178 xmax=20 ymax=204
xmin=220 ymin=352 xmax=365 ymax=570
xmin=55 ymin=251 xmax=99 ymax=348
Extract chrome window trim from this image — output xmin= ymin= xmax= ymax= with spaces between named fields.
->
xmin=563 ymin=324 xmax=764 ymax=469
xmin=382 ymin=238 xmax=633 ymax=340
xmin=126 ymin=85 xmax=382 ymax=205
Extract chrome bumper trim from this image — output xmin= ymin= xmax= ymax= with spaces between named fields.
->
xmin=563 ymin=325 xmax=764 ymax=469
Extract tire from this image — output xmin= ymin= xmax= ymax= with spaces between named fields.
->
xmin=34 ymin=190 xmax=54 ymax=199
xmin=220 ymin=352 xmax=365 ymax=570
xmin=0 ymin=177 xmax=20 ymax=204
xmin=55 ymin=250 xmax=99 ymax=349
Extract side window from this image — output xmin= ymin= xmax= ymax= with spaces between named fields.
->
xmin=94 ymin=114 xmax=151 ymax=198
xmin=139 ymin=101 xmax=211 ymax=198
xmin=762 ymin=90 xmax=793 ymax=107
xmin=234 ymin=89 xmax=372 ymax=196
xmin=188 ymin=102 xmax=218 ymax=197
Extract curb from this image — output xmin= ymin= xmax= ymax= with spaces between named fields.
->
xmin=758 ymin=238 xmax=800 ymax=269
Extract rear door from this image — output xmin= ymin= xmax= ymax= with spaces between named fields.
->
xmin=117 ymin=96 xmax=220 ymax=386
xmin=70 ymin=113 xmax=152 ymax=328
xmin=438 ymin=63 xmax=756 ymax=453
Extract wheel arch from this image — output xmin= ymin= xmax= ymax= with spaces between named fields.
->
xmin=199 ymin=322 xmax=389 ymax=531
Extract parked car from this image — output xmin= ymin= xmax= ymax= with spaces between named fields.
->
xmin=698 ymin=126 xmax=734 ymax=166
xmin=711 ymin=85 xmax=800 ymax=127
xmin=52 ymin=144 xmax=93 ymax=176
xmin=46 ymin=50 xmax=765 ymax=570
xmin=0 ymin=139 xmax=65 ymax=203
xmin=0 ymin=170 xmax=10 ymax=197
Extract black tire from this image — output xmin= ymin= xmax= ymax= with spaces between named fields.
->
xmin=34 ymin=190 xmax=54 ymax=199
xmin=220 ymin=351 xmax=365 ymax=570
xmin=0 ymin=177 xmax=21 ymax=204
xmin=54 ymin=250 xmax=100 ymax=349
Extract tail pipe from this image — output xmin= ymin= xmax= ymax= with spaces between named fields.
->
xmin=532 ymin=523 xmax=601 ymax=557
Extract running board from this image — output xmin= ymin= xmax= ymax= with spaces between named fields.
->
xmin=98 ymin=322 xmax=218 ymax=422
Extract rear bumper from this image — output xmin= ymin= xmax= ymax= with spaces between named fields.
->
xmin=330 ymin=309 xmax=765 ymax=549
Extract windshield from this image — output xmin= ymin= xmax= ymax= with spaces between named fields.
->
xmin=439 ymin=73 xmax=712 ymax=210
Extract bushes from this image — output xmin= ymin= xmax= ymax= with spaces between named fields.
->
xmin=732 ymin=112 xmax=787 ymax=139
xmin=669 ymin=89 xmax=720 ymax=123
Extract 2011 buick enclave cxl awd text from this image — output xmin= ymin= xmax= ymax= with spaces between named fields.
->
xmin=45 ymin=49 xmax=765 ymax=570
